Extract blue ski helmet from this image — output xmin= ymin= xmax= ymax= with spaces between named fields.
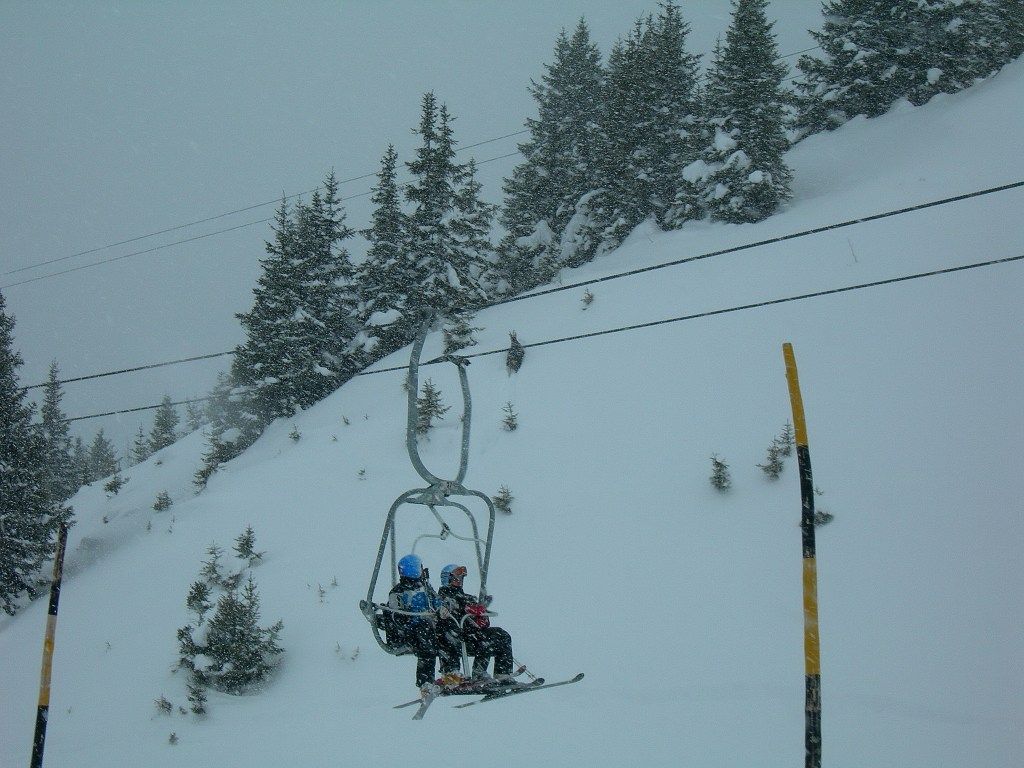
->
xmin=440 ymin=563 xmax=468 ymax=587
xmin=397 ymin=554 xmax=423 ymax=579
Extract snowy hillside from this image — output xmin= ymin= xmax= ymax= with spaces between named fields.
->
xmin=2 ymin=59 xmax=1023 ymax=768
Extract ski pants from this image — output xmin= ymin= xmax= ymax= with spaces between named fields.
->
xmin=439 ymin=625 xmax=513 ymax=677
xmin=405 ymin=621 xmax=438 ymax=687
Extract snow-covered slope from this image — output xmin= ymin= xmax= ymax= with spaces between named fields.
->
xmin=2 ymin=61 xmax=1022 ymax=768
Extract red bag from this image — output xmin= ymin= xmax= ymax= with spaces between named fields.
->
xmin=465 ymin=602 xmax=490 ymax=629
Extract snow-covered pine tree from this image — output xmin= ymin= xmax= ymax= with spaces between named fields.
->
xmin=642 ymin=1 xmax=703 ymax=229
xmin=710 ymin=454 xmax=732 ymax=491
xmin=442 ymin=314 xmax=481 ymax=355
xmin=404 ymin=95 xmax=491 ymax=318
xmin=38 ymin=361 xmax=77 ymax=502
xmin=794 ymin=1 xmax=921 ymax=137
xmin=757 ymin=442 xmax=785 ymax=480
xmin=577 ymin=22 xmax=651 ymax=261
xmin=153 ymin=491 xmax=172 ymax=512
xmin=493 ymin=485 xmax=514 ymax=514
xmin=497 ymin=19 xmax=605 ymax=291
xmin=451 ymin=159 xmax=498 ymax=296
xmin=148 ymin=395 xmax=180 ymax=454
xmin=233 ymin=171 xmax=365 ymax=426
xmin=776 ymin=421 xmax=795 ymax=457
xmin=906 ymin=0 xmax=1017 ymax=105
xmin=233 ymin=525 xmax=265 ymax=566
xmin=501 ymin=402 xmax=518 ymax=431
xmin=703 ymin=0 xmax=792 ymax=223
xmin=577 ymin=4 xmax=703 ymax=255
xmin=200 ymin=543 xmax=225 ymax=586
xmin=199 ymin=576 xmax=283 ymax=694
xmin=87 ymin=428 xmax=119 ymax=482
xmin=360 ymin=144 xmax=416 ymax=358
xmin=0 ymin=293 xmax=71 ymax=614
xmin=795 ymin=0 xmax=1019 ymax=140
xmin=506 ymin=331 xmax=525 ymax=373
xmin=416 ymin=378 xmax=450 ymax=436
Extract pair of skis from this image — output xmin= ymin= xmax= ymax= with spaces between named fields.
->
xmin=395 ymin=672 xmax=584 ymax=720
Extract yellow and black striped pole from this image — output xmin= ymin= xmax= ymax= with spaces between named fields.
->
xmin=30 ymin=522 xmax=69 ymax=768
xmin=783 ymin=344 xmax=822 ymax=768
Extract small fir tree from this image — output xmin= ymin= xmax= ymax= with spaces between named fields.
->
xmin=416 ymin=379 xmax=451 ymax=436
xmin=506 ymin=331 xmax=525 ymax=374
xmin=200 ymin=543 xmax=225 ymax=585
xmin=757 ymin=443 xmax=784 ymax=479
xmin=775 ymin=421 xmax=795 ymax=457
xmin=186 ymin=680 xmax=207 ymax=715
xmin=200 ymin=577 xmax=284 ymax=693
xmin=233 ymin=525 xmax=265 ymax=565
xmin=153 ymin=491 xmax=172 ymax=512
xmin=103 ymin=474 xmax=127 ymax=495
xmin=502 ymin=402 xmax=519 ymax=432
xmin=493 ymin=485 xmax=514 ymax=514
xmin=710 ymin=454 xmax=732 ymax=491
xmin=581 ymin=289 xmax=594 ymax=309
xmin=442 ymin=315 xmax=481 ymax=355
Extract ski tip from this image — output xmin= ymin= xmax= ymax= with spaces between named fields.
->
xmin=572 ymin=672 xmax=585 ymax=682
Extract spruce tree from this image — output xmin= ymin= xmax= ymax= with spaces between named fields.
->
xmin=442 ymin=314 xmax=481 ymax=355
xmin=201 ymin=577 xmax=283 ymax=693
xmin=233 ymin=171 xmax=365 ymax=426
xmin=415 ymin=378 xmax=450 ymax=436
xmin=38 ymin=361 xmax=77 ymax=502
xmin=703 ymin=0 xmax=792 ymax=223
xmin=0 ymin=293 xmax=71 ymax=614
xmin=710 ymin=454 xmax=732 ymax=491
xmin=360 ymin=144 xmax=415 ymax=357
xmin=87 ymin=428 xmax=119 ymax=482
xmin=498 ymin=20 xmax=605 ymax=290
xmin=404 ymin=95 xmax=491 ymax=317
xmin=149 ymin=395 xmax=180 ymax=454
xmin=577 ymin=4 xmax=704 ymax=256
xmin=506 ymin=331 xmax=525 ymax=374
xmin=233 ymin=525 xmax=265 ymax=565
xmin=493 ymin=485 xmax=514 ymax=514
xmin=757 ymin=442 xmax=785 ymax=479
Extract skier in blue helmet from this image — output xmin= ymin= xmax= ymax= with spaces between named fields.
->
xmin=388 ymin=553 xmax=442 ymax=687
xmin=437 ymin=563 xmax=514 ymax=679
